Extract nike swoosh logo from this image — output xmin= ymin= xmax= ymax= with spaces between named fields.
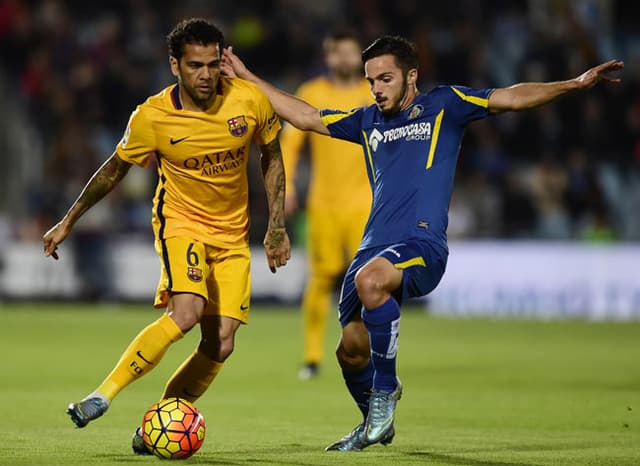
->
xmin=136 ymin=350 xmax=153 ymax=364
xmin=170 ymin=136 xmax=189 ymax=145
xmin=240 ymin=304 xmax=249 ymax=311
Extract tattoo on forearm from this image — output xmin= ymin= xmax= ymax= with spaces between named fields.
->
xmin=261 ymin=139 xmax=286 ymax=229
xmin=70 ymin=153 xmax=131 ymax=220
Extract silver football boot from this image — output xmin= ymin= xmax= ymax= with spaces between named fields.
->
xmin=364 ymin=379 xmax=402 ymax=443
xmin=66 ymin=395 xmax=110 ymax=428
xmin=325 ymin=421 xmax=395 ymax=451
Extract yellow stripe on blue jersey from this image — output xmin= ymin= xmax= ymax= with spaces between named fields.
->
xmin=450 ymin=86 xmax=489 ymax=108
xmin=280 ymin=77 xmax=372 ymax=212
xmin=319 ymin=111 xmax=357 ymax=127
xmin=426 ymin=109 xmax=444 ymax=169
xmin=116 ymin=78 xmax=281 ymax=248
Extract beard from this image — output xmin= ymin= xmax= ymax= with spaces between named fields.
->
xmin=379 ymin=80 xmax=409 ymax=116
xmin=179 ymin=74 xmax=215 ymax=107
xmin=184 ymin=84 xmax=212 ymax=105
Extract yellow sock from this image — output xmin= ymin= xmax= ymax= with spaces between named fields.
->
xmin=302 ymin=275 xmax=333 ymax=364
xmin=161 ymin=349 xmax=224 ymax=402
xmin=96 ymin=313 xmax=183 ymax=401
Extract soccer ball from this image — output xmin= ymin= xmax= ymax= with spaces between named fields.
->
xmin=141 ymin=397 xmax=206 ymax=459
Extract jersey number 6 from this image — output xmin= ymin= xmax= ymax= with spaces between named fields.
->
xmin=186 ymin=243 xmax=200 ymax=267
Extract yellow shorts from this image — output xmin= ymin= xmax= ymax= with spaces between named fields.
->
xmin=307 ymin=208 xmax=369 ymax=276
xmin=153 ymin=237 xmax=251 ymax=323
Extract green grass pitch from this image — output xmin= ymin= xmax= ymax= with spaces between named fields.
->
xmin=0 ymin=302 xmax=638 ymax=465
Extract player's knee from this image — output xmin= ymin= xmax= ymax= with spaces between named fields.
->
xmin=217 ymin=321 xmax=239 ymax=361
xmin=168 ymin=295 xmax=206 ymax=332
xmin=336 ymin=342 xmax=369 ymax=371
xmin=217 ymin=337 xmax=235 ymax=361
xmin=169 ymin=310 xmax=200 ymax=333
xmin=198 ymin=336 xmax=233 ymax=362
xmin=355 ymin=267 xmax=385 ymax=308
xmin=209 ymin=331 xmax=236 ymax=362
xmin=337 ymin=320 xmax=370 ymax=369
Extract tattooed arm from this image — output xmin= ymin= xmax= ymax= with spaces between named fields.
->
xmin=260 ymin=138 xmax=291 ymax=273
xmin=43 ymin=152 xmax=132 ymax=259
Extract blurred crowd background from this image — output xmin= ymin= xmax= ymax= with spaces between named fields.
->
xmin=0 ymin=0 xmax=639 ymax=299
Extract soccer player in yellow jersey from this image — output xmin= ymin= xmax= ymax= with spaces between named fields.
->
xmin=42 ymin=18 xmax=290 ymax=450
xmin=281 ymin=32 xmax=373 ymax=380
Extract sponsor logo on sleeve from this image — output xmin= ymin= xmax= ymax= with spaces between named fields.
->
xmin=121 ymin=125 xmax=131 ymax=148
xmin=266 ymin=112 xmax=278 ymax=129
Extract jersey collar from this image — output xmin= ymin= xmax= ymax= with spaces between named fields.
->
xmin=170 ymin=84 xmax=182 ymax=110
xmin=170 ymin=81 xmax=225 ymax=111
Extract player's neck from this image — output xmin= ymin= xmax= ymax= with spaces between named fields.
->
xmin=399 ymin=87 xmax=420 ymax=112
xmin=178 ymin=85 xmax=215 ymax=112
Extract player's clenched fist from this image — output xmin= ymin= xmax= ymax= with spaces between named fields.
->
xmin=43 ymin=220 xmax=71 ymax=260
xmin=263 ymin=226 xmax=291 ymax=273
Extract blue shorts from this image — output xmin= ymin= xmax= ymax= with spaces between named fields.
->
xmin=338 ymin=239 xmax=447 ymax=327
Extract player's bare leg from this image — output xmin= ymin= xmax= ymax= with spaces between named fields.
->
xmin=162 ymin=315 xmax=239 ymax=400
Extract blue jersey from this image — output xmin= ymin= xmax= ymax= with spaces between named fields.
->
xmin=320 ymin=85 xmax=493 ymax=254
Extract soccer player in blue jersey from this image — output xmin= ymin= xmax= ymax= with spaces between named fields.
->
xmin=223 ymin=36 xmax=623 ymax=451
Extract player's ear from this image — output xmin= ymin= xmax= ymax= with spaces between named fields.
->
xmin=169 ymin=56 xmax=180 ymax=78
xmin=407 ymin=68 xmax=418 ymax=86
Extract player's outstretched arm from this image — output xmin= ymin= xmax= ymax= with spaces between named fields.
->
xmin=222 ymin=47 xmax=330 ymax=136
xmin=259 ymin=138 xmax=291 ymax=273
xmin=43 ymin=152 xmax=132 ymax=260
xmin=489 ymin=59 xmax=624 ymax=113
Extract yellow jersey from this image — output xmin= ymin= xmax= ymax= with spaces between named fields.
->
xmin=280 ymin=76 xmax=373 ymax=212
xmin=116 ymin=78 xmax=281 ymax=248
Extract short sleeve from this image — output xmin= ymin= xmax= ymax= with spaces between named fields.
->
xmin=253 ymin=89 xmax=282 ymax=146
xmin=446 ymin=86 xmax=494 ymax=125
xmin=115 ymin=106 xmax=156 ymax=167
xmin=320 ymin=107 xmax=365 ymax=143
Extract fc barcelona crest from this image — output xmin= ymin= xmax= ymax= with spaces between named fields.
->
xmin=227 ymin=115 xmax=248 ymax=137
xmin=187 ymin=267 xmax=203 ymax=282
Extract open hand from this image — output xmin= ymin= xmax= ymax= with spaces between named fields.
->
xmin=221 ymin=46 xmax=251 ymax=80
xmin=576 ymin=59 xmax=624 ymax=89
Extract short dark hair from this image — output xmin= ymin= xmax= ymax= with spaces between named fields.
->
xmin=167 ymin=18 xmax=224 ymax=60
xmin=361 ymin=35 xmax=418 ymax=74
xmin=323 ymin=28 xmax=361 ymax=52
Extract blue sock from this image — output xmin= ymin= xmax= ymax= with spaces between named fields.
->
xmin=362 ymin=297 xmax=400 ymax=393
xmin=342 ymin=359 xmax=373 ymax=419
